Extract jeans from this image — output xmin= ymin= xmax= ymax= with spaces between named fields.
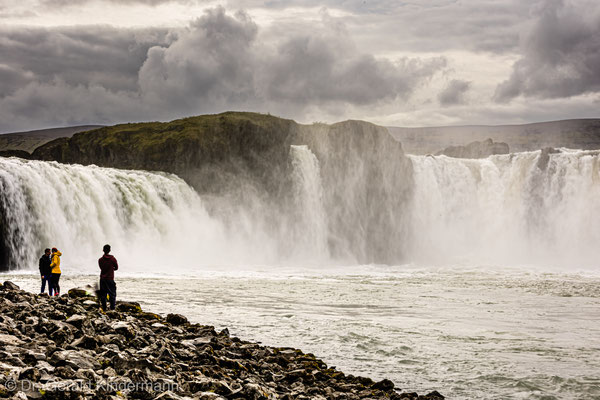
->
xmin=50 ymin=273 xmax=61 ymax=296
xmin=40 ymin=275 xmax=52 ymax=295
xmin=99 ymin=279 xmax=117 ymax=311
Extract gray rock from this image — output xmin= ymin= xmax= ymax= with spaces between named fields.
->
xmin=110 ymin=321 xmax=136 ymax=339
xmin=67 ymin=288 xmax=88 ymax=298
xmin=155 ymin=391 xmax=189 ymax=400
xmin=65 ymin=314 xmax=87 ymax=329
xmin=18 ymin=367 xmax=41 ymax=382
xmin=35 ymin=361 xmax=55 ymax=373
xmin=193 ymin=392 xmax=227 ymax=400
xmin=0 ymin=334 xmax=24 ymax=346
xmin=166 ymin=314 xmax=188 ymax=325
xmin=50 ymin=350 xmax=100 ymax=370
xmin=2 ymin=281 xmax=20 ymax=291
xmin=436 ymin=138 xmax=510 ymax=159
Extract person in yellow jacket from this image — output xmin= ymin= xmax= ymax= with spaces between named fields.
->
xmin=50 ymin=247 xmax=62 ymax=296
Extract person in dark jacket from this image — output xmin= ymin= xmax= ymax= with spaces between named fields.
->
xmin=39 ymin=248 xmax=52 ymax=295
xmin=98 ymin=244 xmax=119 ymax=311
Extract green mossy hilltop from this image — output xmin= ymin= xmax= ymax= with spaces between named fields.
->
xmin=32 ymin=112 xmax=298 ymax=194
xmin=33 ymin=112 xmax=297 ymax=172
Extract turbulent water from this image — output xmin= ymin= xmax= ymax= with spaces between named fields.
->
xmin=0 ymin=152 xmax=331 ymax=270
xmin=408 ymin=149 xmax=600 ymax=267
xmin=1 ymin=146 xmax=600 ymax=399
xmin=5 ymin=266 xmax=600 ymax=400
xmin=2 ymin=148 xmax=598 ymax=270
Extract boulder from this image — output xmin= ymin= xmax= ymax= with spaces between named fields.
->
xmin=2 ymin=281 xmax=19 ymax=291
xmin=435 ymin=138 xmax=510 ymax=159
xmin=67 ymin=288 xmax=88 ymax=298
xmin=0 ymin=334 xmax=24 ymax=346
xmin=116 ymin=302 xmax=142 ymax=313
xmin=166 ymin=314 xmax=188 ymax=325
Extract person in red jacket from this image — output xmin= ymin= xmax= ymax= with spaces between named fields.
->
xmin=98 ymin=244 xmax=119 ymax=311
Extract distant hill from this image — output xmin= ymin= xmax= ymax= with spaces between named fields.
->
xmin=388 ymin=119 xmax=600 ymax=154
xmin=0 ymin=125 xmax=104 ymax=153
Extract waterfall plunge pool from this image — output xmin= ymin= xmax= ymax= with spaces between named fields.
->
xmin=4 ymin=265 xmax=600 ymax=400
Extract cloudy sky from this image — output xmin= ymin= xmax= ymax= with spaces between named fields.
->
xmin=1 ymin=0 xmax=599 ymax=132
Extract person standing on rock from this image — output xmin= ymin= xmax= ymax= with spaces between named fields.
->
xmin=39 ymin=248 xmax=52 ymax=295
xmin=98 ymin=244 xmax=118 ymax=311
xmin=49 ymin=247 xmax=62 ymax=296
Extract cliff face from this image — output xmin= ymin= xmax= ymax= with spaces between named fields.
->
xmin=0 ymin=125 xmax=104 ymax=153
xmin=435 ymin=138 xmax=510 ymax=158
xmin=32 ymin=113 xmax=296 ymax=195
xmin=24 ymin=112 xmax=413 ymax=265
xmin=295 ymin=121 xmax=413 ymax=263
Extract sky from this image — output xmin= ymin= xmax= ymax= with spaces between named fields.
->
xmin=0 ymin=0 xmax=599 ymax=132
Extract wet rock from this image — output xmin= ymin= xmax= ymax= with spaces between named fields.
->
xmin=435 ymin=138 xmax=509 ymax=159
xmin=116 ymin=302 xmax=142 ymax=313
xmin=424 ymin=390 xmax=445 ymax=399
xmin=69 ymin=335 xmax=98 ymax=350
xmin=2 ymin=281 xmax=20 ymax=291
xmin=194 ymin=392 xmax=227 ymax=400
xmin=65 ymin=314 xmax=87 ymax=329
xmin=372 ymin=378 xmax=394 ymax=391
xmin=137 ymin=312 xmax=161 ymax=321
xmin=111 ymin=321 xmax=136 ymax=339
xmin=11 ymin=392 xmax=28 ymax=400
xmin=19 ymin=367 xmax=41 ymax=382
xmin=0 ymin=334 xmax=24 ymax=346
xmin=66 ymin=288 xmax=88 ymax=298
xmin=537 ymin=147 xmax=560 ymax=170
xmin=186 ymin=378 xmax=232 ymax=396
xmin=51 ymin=350 xmax=101 ymax=370
xmin=166 ymin=314 xmax=188 ymax=326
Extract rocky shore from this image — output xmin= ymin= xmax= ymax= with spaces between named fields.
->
xmin=0 ymin=281 xmax=444 ymax=400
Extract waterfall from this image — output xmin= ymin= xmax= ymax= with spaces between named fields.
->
xmin=0 ymin=157 xmax=280 ymax=272
xmin=1 ymin=146 xmax=599 ymax=271
xmin=407 ymin=149 xmax=600 ymax=267
xmin=289 ymin=145 xmax=328 ymax=261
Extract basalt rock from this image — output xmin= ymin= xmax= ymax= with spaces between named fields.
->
xmin=435 ymin=138 xmax=509 ymax=159
xmin=0 ymin=281 xmax=444 ymax=399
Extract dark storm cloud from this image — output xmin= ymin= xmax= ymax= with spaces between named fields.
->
xmin=138 ymin=7 xmax=259 ymax=113
xmin=0 ymin=65 xmax=33 ymax=98
xmin=0 ymin=26 xmax=171 ymax=93
xmin=0 ymin=7 xmax=447 ymax=132
xmin=235 ymin=0 xmax=530 ymax=54
xmin=438 ymin=79 xmax=471 ymax=106
xmin=494 ymin=0 xmax=600 ymax=102
xmin=40 ymin=0 xmax=187 ymax=6
xmin=263 ymin=37 xmax=446 ymax=105
xmin=138 ymin=7 xmax=446 ymax=113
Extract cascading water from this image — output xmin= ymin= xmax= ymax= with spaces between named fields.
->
xmin=289 ymin=145 xmax=328 ymax=261
xmin=1 ymin=146 xmax=599 ymax=271
xmin=0 ymin=157 xmax=283 ymax=272
xmin=408 ymin=149 xmax=600 ymax=267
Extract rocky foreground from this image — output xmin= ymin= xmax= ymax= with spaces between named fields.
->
xmin=0 ymin=281 xmax=444 ymax=400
